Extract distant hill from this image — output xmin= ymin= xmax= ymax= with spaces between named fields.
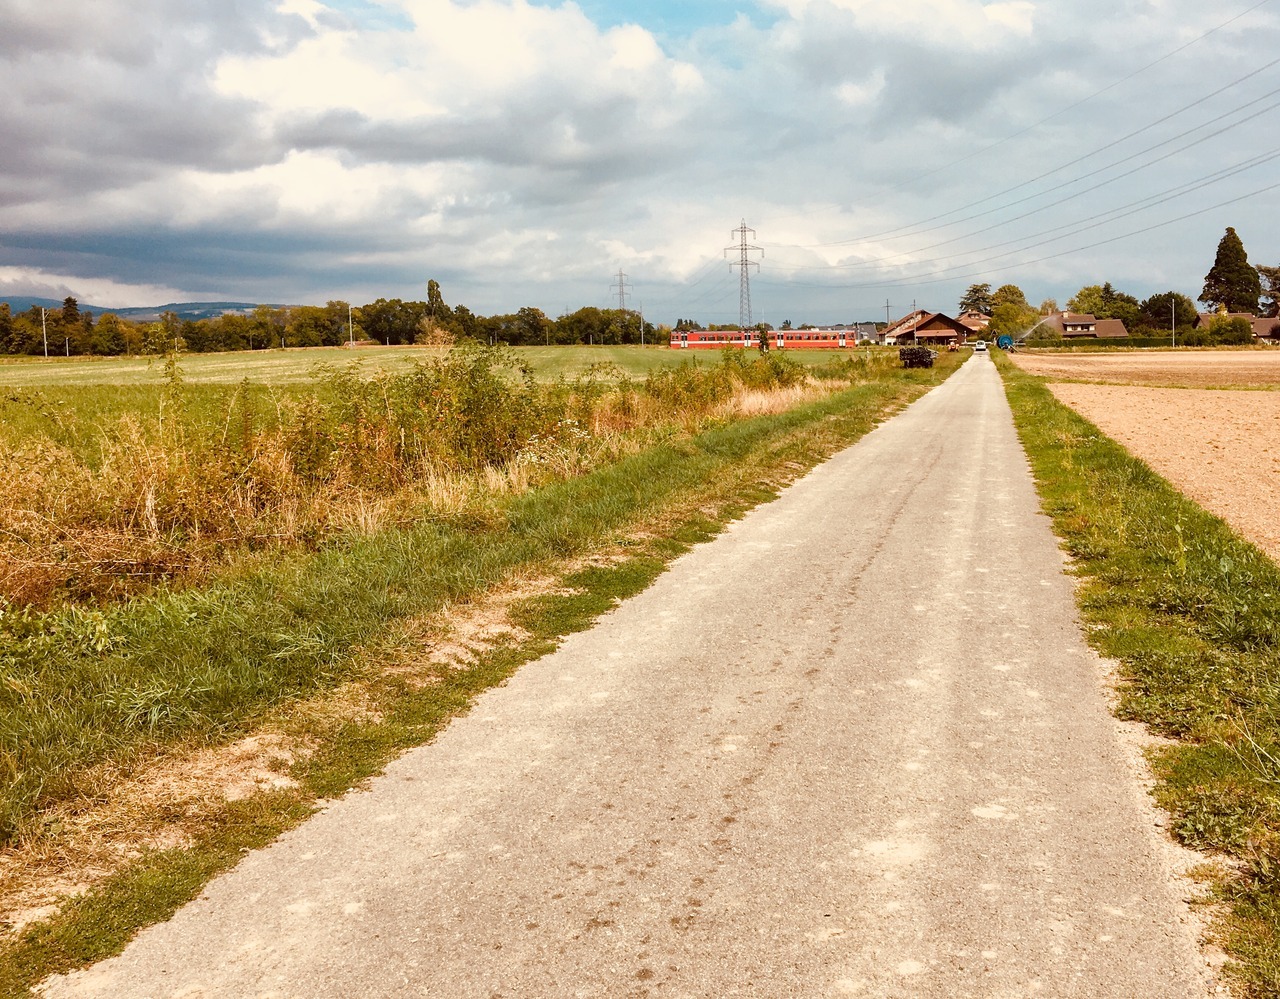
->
xmin=0 ymin=298 xmax=272 ymax=322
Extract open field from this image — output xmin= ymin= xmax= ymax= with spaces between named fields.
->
xmin=1048 ymin=383 xmax=1280 ymax=563
xmin=1010 ymin=347 xmax=1280 ymax=389
xmin=0 ymin=344 xmax=882 ymax=387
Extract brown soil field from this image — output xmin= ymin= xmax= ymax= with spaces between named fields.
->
xmin=1046 ymin=382 xmax=1280 ymax=562
xmin=1011 ymin=348 xmax=1280 ymax=389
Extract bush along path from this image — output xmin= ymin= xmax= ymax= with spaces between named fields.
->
xmin=0 ymin=353 xmax=961 ymax=998
xmin=997 ymin=353 xmax=1280 ymax=998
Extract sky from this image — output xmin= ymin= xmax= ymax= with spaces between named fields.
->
xmin=1 ymin=0 xmax=1278 ymax=327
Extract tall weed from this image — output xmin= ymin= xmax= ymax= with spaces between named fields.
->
xmin=0 ymin=344 xmax=871 ymax=610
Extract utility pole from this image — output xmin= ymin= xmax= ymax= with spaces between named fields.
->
xmin=348 ymin=303 xmax=354 ymax=346
xmin=41 ymin=307 xmax=48 ymax=358
xmin=639 ymin=303 xmax=645 ymax=346
xmin=726 ymin=220 xmax=763 ymax=335
xmin=1172 ymin=297 xmax=1177 ymax=347
xmin=885 ymin=299 xmax=892 ymax=326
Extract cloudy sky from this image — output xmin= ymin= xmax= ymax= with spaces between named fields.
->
xmin=2 ymin=0 xmax=1277 ymax=325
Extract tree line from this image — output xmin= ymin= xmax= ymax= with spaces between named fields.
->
xmin=956 ymin=226 xmax=1279 ymax=343
xmin=0 ymin=280 xmax=662 ymax=357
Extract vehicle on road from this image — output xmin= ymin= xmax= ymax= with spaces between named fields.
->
xmin=974 ymin=341 xmax=988 ymax=352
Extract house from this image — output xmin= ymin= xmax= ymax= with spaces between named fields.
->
xmin=880 ymin=310 xmax=972 ymax=346
xmin=957 ymin=311 xmax=990 ymax=333
xmin=1037 ymin=312 xmax=1128 ymax=338
xmin=1194 ymin=313 xmax=1280 ymax=340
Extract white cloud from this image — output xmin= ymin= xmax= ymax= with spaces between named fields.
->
xmin=0 ymin=267 xmax=188 ymax=310
xmin=760 ymin=0 xmax=1037 ymax=47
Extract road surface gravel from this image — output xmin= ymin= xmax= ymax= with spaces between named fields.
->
xmin=40 ymin=356 xmax=1216 ymax=998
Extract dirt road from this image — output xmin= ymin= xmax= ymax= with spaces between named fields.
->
xmin=40 ymin=357 xmax=1215 ymax=997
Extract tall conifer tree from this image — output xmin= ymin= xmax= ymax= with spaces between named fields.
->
xmin=1200 ymin=227 xmax=1261 ymax=314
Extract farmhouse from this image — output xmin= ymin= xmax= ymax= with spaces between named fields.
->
xmin=1037 ymin=312 xmax=1129 ymax=339
xmin=957 ymin=310 xmax=990 ymax=333
xmin=880 ymin=310 xmax=971 ymax=346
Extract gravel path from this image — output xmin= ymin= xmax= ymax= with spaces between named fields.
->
xmin=40 ymin=356 xmax=1217 ymax=998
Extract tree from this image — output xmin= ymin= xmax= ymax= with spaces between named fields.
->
xmin=958 ymin=283 xmax=994 ymax=315
xmin=1201 ymin=227 xmax=1261 ymax=314
xmin=1066 ymin=283 xmax=1140 ymax=326
xmin=992 ymin=284 xmax=1028 ymax=310
xmin=91 ymin=313 xmax=129 ymax=355
xmin=1138 ymin=292 xmax=1197 ymax=331
xmin=1038 ymin=298 xmax=1058 ymax=315
xmin=426 ymin=280 xmax=446 ymax=320
xmin=61 ymin=297 xmax=80 ymax=327
xmin=1067 ymin=285 xmax=1105 ymax=315
xmin=451 ymin=305 xmax=480 ymax=341
xmin=1205 ymin=314 xmax=1254 ymax=344
xmin=515 ymin=306 xmax=550 ymax=346
xmin=1257 ymin=264 xmax=1280 ymax=318
xmin=357 ymin=298 xmax=426 ymax=345
xmin=286 ymin=304 xmax=347 ymax=347
xmin=0 ymin=303 xmax=11 ymax=353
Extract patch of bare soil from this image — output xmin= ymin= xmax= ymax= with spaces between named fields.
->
xmin=1048 ymin=383 xmax=1280 ymax=562
xmin=0 ymin=734 xmax=307 ymax=936
xmin=1012 ymin=349 xmax=1280 ymax=389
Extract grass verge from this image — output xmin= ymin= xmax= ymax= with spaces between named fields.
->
xmin=0 ymin=354 xmax=960 ymax=997
xmin=996 ymin=352 xmax=1280 ymax=997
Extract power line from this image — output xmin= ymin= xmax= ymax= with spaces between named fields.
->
xmin=758 ymin=0 xmax=1275 ymax=232
xmin=805 ymin=56 xmax=1280 ymax=251
xmin=767 ymin=141 xmax=1280 ymax=277
xmin=759 ymin=176 xmax=1280 ymax=293
xmin=858 ymin=0 xmax=1277 ymax=197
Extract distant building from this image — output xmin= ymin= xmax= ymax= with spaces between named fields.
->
xmin=880 ymin=310 xmax=971 ymax=346
xmin=957 ymin=311 xmax=990 ymax=333
xmin=1194 ymin=312 xmax=1280 ymax=340
xmin=1037 ymin=312 xmax=1128 ymax=339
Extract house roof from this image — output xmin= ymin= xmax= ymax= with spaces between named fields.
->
xmin=1094 ymin=319 xmax=1129 ymax=338
xmin=1036 ymin=312 xmax=1128 ymax=338
xmin=883 ymin=310 xmax=970 ymax=338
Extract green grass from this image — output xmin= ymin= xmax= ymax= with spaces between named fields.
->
xmin=995 ymin=352 xmax=1280 ymax=997
xmin=0 ymin=352 xmax=961 ymax=997
xmin=0 ymin=344 xmax=882 ymax=389
xmin=0 ymin=345 xmax=896 ymax=455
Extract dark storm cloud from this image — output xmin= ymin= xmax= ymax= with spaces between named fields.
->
xmin=0 ymin=0 xmax=308 ymax=207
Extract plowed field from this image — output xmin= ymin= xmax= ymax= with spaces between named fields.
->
xmin=1011 ymin=348 xmax=1280 ymax=389
xmin=1037 ymin=378 xmax=1280 ymax=562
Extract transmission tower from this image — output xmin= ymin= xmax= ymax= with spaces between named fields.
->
xmin=611 ymin=269 xmax=631 ymax=311
xmin=726 ymin=220 xmax=763 ymax=331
